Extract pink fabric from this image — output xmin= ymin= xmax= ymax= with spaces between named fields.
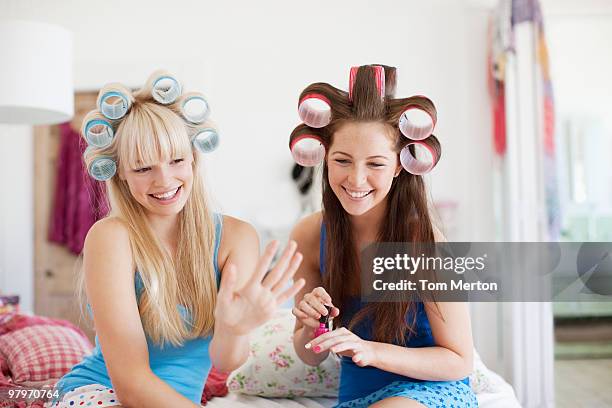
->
xmin=201 ymin=367 xmax=229 ymax=405
xmin=48 ymin=123 xmax=109 ymax=255
xmin=0 ymin=313 xmax=89 ymax=339
xmin=0 ymin=325 xmax=92 ymax=383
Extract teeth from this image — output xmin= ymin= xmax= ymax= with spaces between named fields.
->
xmin=152 ymin=187 xmax=179 ymax=199
xmin=346 ymin=188 xmax=371 ymax=198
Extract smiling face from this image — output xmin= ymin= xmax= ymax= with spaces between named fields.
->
xmin=327 ymin=121 xmax=402 ymax=217
xmin=120 ymin=154 xmax=194 ymax=217
xmin=114 ymin=102 xmax=196 ymax=219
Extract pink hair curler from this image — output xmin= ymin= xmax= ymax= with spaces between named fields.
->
xmin=399 ymin=141 xmax=439 ymax=175
xmin=290 ymin=134 xmax=325 ymax=167
xmin=298 ymin=93 xmax=332 ymax=128
xmin=349 ymin=65 xmax=385 ymax=101
xmin=398 ymin=106 xmax=436 ymax=141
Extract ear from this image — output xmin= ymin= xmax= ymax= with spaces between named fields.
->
xmin=393 ymin=162 xmax=402 ymax=178
xmin=118 ymin=166 xmax=126 ymax=181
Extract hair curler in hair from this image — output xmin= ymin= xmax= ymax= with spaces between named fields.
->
xmin=349 ymin=65 xmax=386 ymax=101
xmin=191 ymin=128 xmax=219 ymax=153
xmin=290 ymin=134 xmax=325 ymax=167
xmin=179 ymin=92 xmax=210 ymax=124
xmin=399 ymin=141 xmax=439 ymax=175
xmin=81 ymin=111 xmax=115 ymax=148
xmin=398 ymin=105 xmax=436 ymax=141
xmin=97 ymin=83 xmax=133 ymax=120
xmin=87 ymin=155 xmax=117 ymax=181
xmin=298 ymin=93 xmax=332 ymax=128
xmin=146 ymin=70 xmax=182 ymax=105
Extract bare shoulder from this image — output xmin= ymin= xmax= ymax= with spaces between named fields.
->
xmin=217 ymin=214 xmax=259 ymax=274
xmin=290 ymin=211 xmax=323 ymax=273
xmin=432 ymin=223 xmax=447 ymax=243
xmin=221 ymin=214 xmax=257 ymax=238
xmin=84 ymin=217 xmax=132 ymax=260
xmin=86 ymin=217 xmax=131 ymax=246
xmin=291 ymin=212 xmax=322 ymax=248
xmin=219 ymin=215 xmax=258 ymax=250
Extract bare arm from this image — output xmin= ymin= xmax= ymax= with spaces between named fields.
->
xmin=84 ymin=219 xmax=199 ymax=408
xmin=208 ymin=217 xmax=258 ymax=372
xmin=290 ymin=213 xmax=339 ymax=366
xmin=210 ymin=216 xmax=305 ymax=372
xmin=368 ymin=302 xmax=474 ymax=380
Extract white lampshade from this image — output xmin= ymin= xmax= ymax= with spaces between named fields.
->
xmin=0 ymin=20 xmax=74 ymax=125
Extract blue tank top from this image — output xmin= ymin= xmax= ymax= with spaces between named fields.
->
xmin=319 ymin=223 xmax=469 ymax=403
xmin=56 ymin=214 xmax=224 ymax=404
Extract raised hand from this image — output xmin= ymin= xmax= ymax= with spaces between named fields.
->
xmin=214 ymin=240 xmax=305 ymax=336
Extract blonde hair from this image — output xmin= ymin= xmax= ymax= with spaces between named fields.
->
xmin=82 ymin=84 xmax=217 ymax=347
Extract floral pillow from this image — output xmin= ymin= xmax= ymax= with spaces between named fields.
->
xmin=227 ymin=308 xmax=340 ymax=397
xmin=227 ymin=308 xmax=497 ymax=398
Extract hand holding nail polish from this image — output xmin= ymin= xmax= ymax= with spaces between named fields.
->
xmin=292 ymin=286 xmax=340 ymax=331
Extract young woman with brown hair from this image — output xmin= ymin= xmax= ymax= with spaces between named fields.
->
xmin=290 ymin=65 xmax=478 ymax=408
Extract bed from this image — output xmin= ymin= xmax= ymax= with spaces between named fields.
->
xmin=0 ymin=309 xmax=522 ymax=407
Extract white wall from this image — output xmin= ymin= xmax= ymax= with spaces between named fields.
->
xmin=1 ymin=0 xmax=499 ymax=360
xmin=2 ymin=0 xmax=497 ymax=239
xmin=0 ymin=125 xmax=34 ymax=312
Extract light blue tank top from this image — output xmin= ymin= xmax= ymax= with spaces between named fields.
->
xmin=319 ymin=223 xmax=469 ymax=403
xmin=56 ymin=214 xmax=224 ymax=404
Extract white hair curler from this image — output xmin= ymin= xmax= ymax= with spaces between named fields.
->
xmin=290 ymin=134 xmax=325 ymax=167
xmin=180 ymin=92 xmax=210 ymax=124
xmin=398 ymin=106 xmax=436 ymax=141
xmin=81 ymin=111 xmax=115 ymax=148
xmin=298 ymin=93 xmax=332 ymax=128
xmin=399 ymin=141 xmax=439 ymax=175
xmin=97 ymin=83 xmax=133 ymax=120
xmin=191 ymin=128 xmax=219 ymax=153
xmin=146 ymin=70 xmax=182 ymax=105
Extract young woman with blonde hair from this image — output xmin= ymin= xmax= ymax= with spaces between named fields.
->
xmin=290 ymin=65 xmax=478 ymax=408
xmin=48 ymin=71 xmax=304 ymax=408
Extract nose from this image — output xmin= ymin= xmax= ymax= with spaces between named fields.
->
xmin=348 ymin=164 xmax=367 ymax=186
xmin=154 ymin=164 xmax=174 ymax=187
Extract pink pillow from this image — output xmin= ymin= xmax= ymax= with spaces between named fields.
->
xmin=0 ymin=325 xmax=92 ymax=384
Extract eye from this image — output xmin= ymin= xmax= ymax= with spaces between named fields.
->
xmin=334 ymin=159 xmax=350 ymax=165
xmin=368 ymin=162 xmax=385 ymax=168
xmin=134 ymin=166 xmax=151 ymax=173
xmin=171 ymin=158 xmax=184 ymax=165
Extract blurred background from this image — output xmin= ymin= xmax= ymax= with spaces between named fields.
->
xmin=0 ymin=0 xmax=610 ymax=407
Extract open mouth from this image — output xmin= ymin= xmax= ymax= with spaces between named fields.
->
xmin=149 ymin=185 xmax=182 ymax=202
xmin=342 ymin=186 xmax=373 ymax=199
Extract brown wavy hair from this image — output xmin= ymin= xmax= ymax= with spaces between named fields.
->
xmin=290 ymin=65 xmax=441 ymax=344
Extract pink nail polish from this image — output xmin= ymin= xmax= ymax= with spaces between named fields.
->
xmin=313 ymin=346 xmax=321 ymax=353
xmin=314 ymin=305 xmax=332 ymax=338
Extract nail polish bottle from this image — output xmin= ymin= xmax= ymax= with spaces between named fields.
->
xmin=314 ymin=305 xmax=332 ymax=338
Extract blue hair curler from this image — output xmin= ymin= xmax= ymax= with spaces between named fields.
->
xmin=88 ymin=156 xmax=117 ymax=181
xmin=97 ymin=83 xmax=132 ymax=120
xmin=82 ymin=111 xmax=115 ymax=148
xmin=180 ymin=92 xmax=210 ymax=124
xmin=192 ymin=128 xmax=219 ymax=153
xmin=149 ymin=71 xmax=182 ymax=105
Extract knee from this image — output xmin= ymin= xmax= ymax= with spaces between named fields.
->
xmin=370 ymin=396 xmax=427 ymax=408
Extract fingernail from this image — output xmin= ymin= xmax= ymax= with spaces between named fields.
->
xmin=305 ymin=343 xmax=312 ymax=349
xmin=313 ymin=346 xmax=321 ymax=353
